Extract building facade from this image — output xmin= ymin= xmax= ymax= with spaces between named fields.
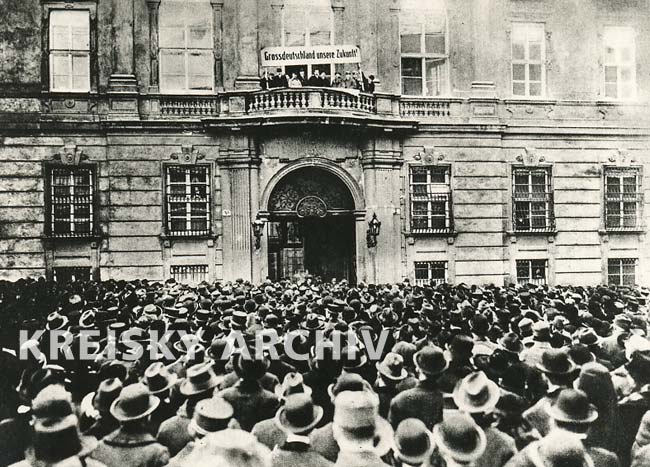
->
xmin=0 ymin=0 xmax=649 ymax=286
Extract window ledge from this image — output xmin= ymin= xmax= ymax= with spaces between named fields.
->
xmin=507 ymin=229 xmax=557 ymax=237
xmin=599 ymin=228 xmax=645 ymax=235
xmin=406 ymin=230 xmax=456 ymax=237
xmin=159 ymin=232 xmax=219 ymax=246
xmin=43 ymin=235 xmax=102 ymax=246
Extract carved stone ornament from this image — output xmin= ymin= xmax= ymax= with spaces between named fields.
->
xmin=416 ymin=147 xmax=443 ymax=164
xmin=296 ymin=196 xmax=328 ymax=218
xmin=516 ymin=147 xmax=545 ymax=166
xmin=171 ymin=145 xmax=205 ymax=165
xmin=56 ymin=144 xmax=85 ymax=165
xmin=608 ymin=149 xmax=635 ymax=165
xmin=268 ymin=168 xmax=354 ymax=214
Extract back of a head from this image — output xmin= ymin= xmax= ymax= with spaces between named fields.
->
xmin=575 ymin=362 xmax=617 ymax=413
xmin=538 ymin=432 xmax=587 ymax=467
xmin=178 ymin=429 xmax=271 ymax=467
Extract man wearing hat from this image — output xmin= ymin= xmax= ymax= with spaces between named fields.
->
xmin=520 ymin=321 xmax=553 ymax=369
xmin=157 ymin=362 xmax=219 ymax=456
xmin=373 ymin=352 xmax=411 ymax=418
xmin=391 ymin=418 xmax=435 ymax=467
xmin=269 ymin=393 xmax=332 ymax=467
xmin=91 ymin=383 xmax=169 ymax=467
xmin=454 ymin=372 xmax=517 ymax=467
xmin=216 ymin=352 xmax=280 ymax=431
xmin=389 ymin=345 xmax=448 ymax=430
xmin=431 ymin=413 xmax=486 ymax=467
xmin=166 ymin=397 xmax=236 ymax=466
xmin=331 ymin=390 xmax=393 ymax=467
xmin=142 ymin=362 xmax=179 ymax=434
xmin=80 ymin=378 xmax=123 ymax=440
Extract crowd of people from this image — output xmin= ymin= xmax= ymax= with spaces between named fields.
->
xmin=260 ymin=68 xmax=376 ymax=92
xmin=1 ymin=276 xmax=650 ymax=467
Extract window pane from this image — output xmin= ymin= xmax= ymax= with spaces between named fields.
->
xmin=72 ymin=55 xmax=90 ymax=90
xmin=515 ymin=202 xmax=530 ymax=229
xmin=72 ymin=25 xmax=90 ymax=51
xmin=51 ymin=55 xmax=71 ymax=90
xmin=605 ymin=66 xmax=618 ymax=83
xmin=188 ymin=25 xmax=211 ymax=49
xmin=411 ymin=167 xmax=427 ymax=184
xmin=529 ymin=64 xmax=542 ymax=82
xmin=401 ymin=34 xmax=421 ymax=54
xmin=188 ymin=51 xmax=213 ymax=90
xmin=159 ymin=26 xmax=185 ymax=48
xmin=402 ymin=57 xmax=422 ymax=78
xmin=513 ymin=82 xmax=525 ymax=96
xmin=425 ymin=59 xmax=446 ymax=96
xmin=412 ymin=201 xmax=428 ymax=215
xmin=512 ymin=64 xmax=526 ymax=81
xmin=529 ymin=42 xmax=542 ymax=61
xmin=605 ymin=83 xmax=618 ymax=99
xmin=512 ymin=42 xmax=525 ymax=60
xmin=425 ymin=34 xmax=445 ymax=55
xmin=50 ymin=25 xmax=71 ymax=50
xmin=529 ymin=82 xmax=542 ymax=96
xmin=429 ymin=168 xmax=446 ymax=184
xmin=514 ymin=173 xmax=529 ymax=193
xmin=160 ymin=50 xmax=186 ymax=90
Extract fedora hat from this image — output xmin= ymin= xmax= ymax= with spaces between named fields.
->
xmin=537 ymin=349 xmax=577 ymax=376
xmin=31 ymin=384 xmax=74 ymax=421
xmin=432 ymin=412 xmax=486 ymax=463
xmin=93 ymin=378 xmax=123 ymax=413
xmin=46 ymin=311 xmax=69 ymax=331
xmin=327 ymin=372 xmax=372 ymax=400
xmin=414 ymin=345 xmax=448 ymax=377
xmin=110 ymin=383 xmax=160 ymax=422
xmin=188 ymin=397 xmax=234 ymax=437
xmin=394 ymin=418 xmax=434 ymax=466
xmin=232 ymin=352 xmax=269 ymax=381
xmin=377 ymin=308 xmax=399 ymax=327
xmin=376 ymin=352 xmax=408 ymax=382
xmin=30 ymin=415 xmax=97 ymax=464
xmin=143 ymin=362 xmax=178 ymax=395
xmin=547 ymin=388 xmax=598 ymax=425
xmin=332 ymin=390 xmax=393 ymax=457
xmin=341 ymin=345 xmax=368 ymax=371
xmin=498 ymin=332 xmax=524 ymax=354
xmin=275 ymin=372 xmax=312 ymax=399
xmin=275 ymin=393 xmax=323 ymax=434
xmin=180 ymin=363 xmax=220 ymax=397
xmin=230 ymin=310 xmax=248 ymax=330
xmin=453 ymin=371 xmax=500 ymax=414
xmin=301 ymin=313 xmax=325 ymax=331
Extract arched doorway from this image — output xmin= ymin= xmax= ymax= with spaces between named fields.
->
xmin=266 ymin=167 xmax=357 ymax=282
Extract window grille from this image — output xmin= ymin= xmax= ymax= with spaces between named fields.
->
xmin=513 ymin=167 xmax=554 ymax=232
xmin=48 ymin=167 xmax=95 ymax=238
xmin=54 ymin=267 xmax=91 ymax=283
xmin=410 ymin=165 xmax=453 ymax=233
xmin=608 ymin=258 xmax=637 ymax=286
xmin=165 ymin=165 xmax=211 ymax=236
xmin=604 ymin=167 xmax=642 ymax=230
xmin=170 ymin=265 xmax=208 ymax=284
xmin=516 ymin=259 xmax=547 ymax=285
xmin=414 ymin=261 xmax=447 ymax=286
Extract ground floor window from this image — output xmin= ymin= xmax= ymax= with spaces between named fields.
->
xmin=53 ymin=267 xmax=91 ymax=283
xmin=414 ymin=261 xmax=447 ymax=286
xmin=608 ymin=258 xmax=637 ymax=286
xmin=516 ymin=259 xmax=547 ymax=285
xmin=170 ymin=264 xmax=208 ymax=284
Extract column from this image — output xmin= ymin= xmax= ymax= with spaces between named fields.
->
xmin=146 ymin=0 xmax=161 ymax=92
xmin=234 ymin=0 xmax=261 ymax=89
xmin=211 ymin=0 xmax=225 ymax=90
xmin=218 ymin=136 xmax=260 ymax=280
xmin=361 ymin=138 xmax=403 ymax=284
xmin=332 ymin=0 xmax=345 ymax=74
xmin=108 ymin=0 xmax=139 ymax=118
xmin=377 ymin=0 xmax=401 ymax=95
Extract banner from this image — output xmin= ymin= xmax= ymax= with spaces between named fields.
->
xmin=261 ymin=45 xmax=361 ymax=67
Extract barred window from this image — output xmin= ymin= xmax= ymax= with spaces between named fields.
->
xmin=54 ymin=267 xmax=91 ymax=283
xmin=165 ymin=165 xmax=211 ymax=236
xmin=49 ymin=10 xmax=90 ymax=92
xmin=516 ymin=259 xmax=547 ymax=285
xmin=170 ymin=265 xmax=208 ymax=284
xmin=603 ymin=27 xmax=636 ymax=100
xmin=410 ymin=165 xmax=452 ymax=233
xmin=608 ymin=258 xmax=637 ymax=286
xmin=513 ymin=167 xmax=554 ymax=232
xmin=415 ymin=261 xmax=447 ymax=286
xmin=159 ymin=0 xmax=214 ymax=93
xmin=511 ymin=23 xmax=545 ymax=97
xmin=605 ymin=167 xmax=642 ymax=230
xmin=48 ymin=167 xmax=95 ymax=238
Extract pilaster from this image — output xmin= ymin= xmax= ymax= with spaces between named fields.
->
xmin=234 ymin=0 xmax=261 ymax=89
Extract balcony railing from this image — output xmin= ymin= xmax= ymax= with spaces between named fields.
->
xmin=159 ymin=95 xmax=219 ymax=117
xmin=246 ymin=87 xmax=376 ymax=114
xmin=400 ymin=97 xmax=453 ymax=118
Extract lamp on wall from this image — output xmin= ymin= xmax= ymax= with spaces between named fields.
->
xmin=366 ymin=213 xmax=381 ymax=248
xmin=252 ymin=215 xmax=265 ymax=250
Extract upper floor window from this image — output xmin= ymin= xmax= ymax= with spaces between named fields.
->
xmin=159 ymin=0 xmax=214 ymax=93
xmin=47 ymin=166 xmax=95 ymax=238
xmin=511 ymin=23 xmax=545 ymax=97
xmin=400 ymin=0 xmax=448 ymax=96
xmin=49 ymin=10 xmax=90 ymax=92
xmin=165 ymin=165 xmax=211 ymax=236
xmin=603 ymin=27 xmax=636 ymax=100
xmin=604 ymin=167 xmax=642 ymax=230
xmin=409 ymin=165 xmax=453 ymax=233
xmin=281 ymin=0 xmax=334 ymax=78
xmin=513 ymin=167 xmax=554 ymax=232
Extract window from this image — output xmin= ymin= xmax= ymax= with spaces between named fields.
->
xmin=513 ymin=167 xmax=554 ymax=232
xmin=47 ymin=167 xmax=95 ymax=238
xmin=605 ymin=167 xmax=642 ymax=230
xmin=516 ymin=259 xmax=547 ymax=285
xmin=409 ymin=165 xmax=453 ymax=233
xmin=400 ymin=0 xmax=448 ymax=96
xmin=608 ymin=258 xmax=637 ymax=286
xmin=170 ymin=265 xmax=208 ymax=284
xmin=159 ymin=0 xmax=214 ymax=93
xmin=603 ymin=27 xmax=636 ymax=100
xmin=54 ymin=267 xmax=91 ymax=283
xmin=511 ymin=23 xmax=545 ymax=97
xmin=281 ymin=0 xmax=334 ymax=78
xmin=49 ymin=10 xmax=90 ymax=92
xmin=415 ymin=261 xmax=447 ymax=286
xmin=165 ymin=165 xmax=211 ymax=236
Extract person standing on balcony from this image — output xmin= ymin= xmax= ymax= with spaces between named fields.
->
xmin=331 ymin=72 xmax=343 ymax=88
xmin=288 ymin=73 xmax=302 ymax=88
xmin=298 ymin=70 xmax=307 ymax=85
xmin=343 ymin=71 xmax=355 ymax=89
xmin=272 ymin=69 xmax=287 ymax=88
xmin=307 ymin=70 xmax=321 ymax=87
xmin=260 ymin=71 xmax=272 ymax=90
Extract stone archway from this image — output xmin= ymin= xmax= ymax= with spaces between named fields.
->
xmin=259 ymin=160 xmax=365 ymax=282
